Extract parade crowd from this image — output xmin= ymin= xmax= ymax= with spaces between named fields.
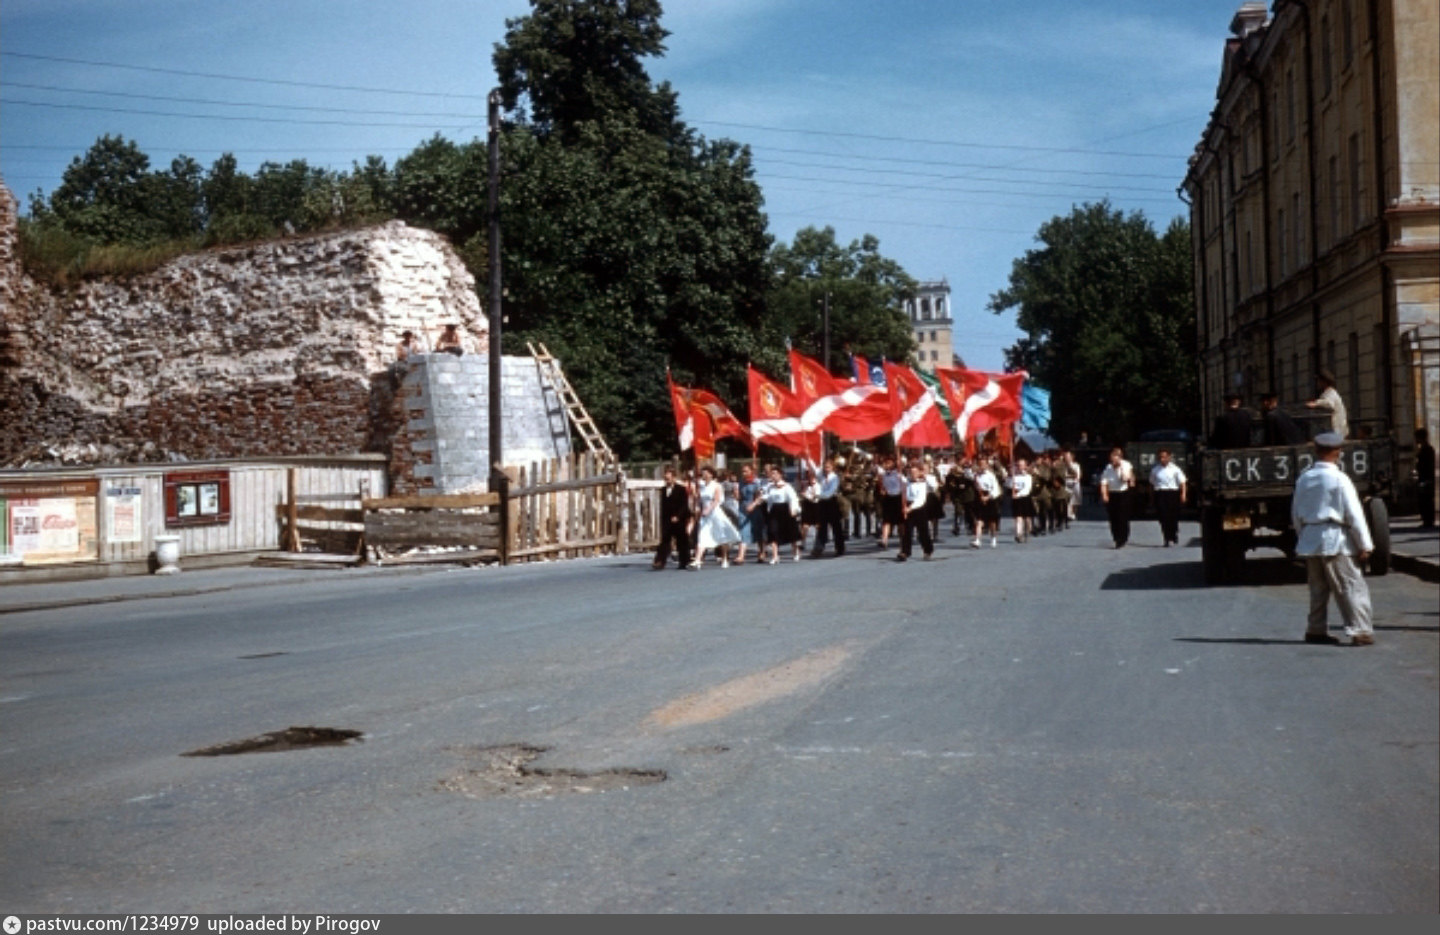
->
xmin=652 ymin=446 xmax=1186 ymax=569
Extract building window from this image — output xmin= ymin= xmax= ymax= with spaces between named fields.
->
xmin=1286 ymin=67 xmax=1297 ymax=142
xmin=1348 ymin=332 xmax=1360 ymax=414
xmin=1292 ymin=352 xmax=1301 ymax=401
xmin=1275 ymin=210 xmax=1286 ymax=277
xmin=1342 ymin=0 xmax=1355 ymax=68
xmin=1348 ymin=132 xmax=1365 ymax=225
xmin=921 ymin=298 xmax=932 ymax=321
xmin=931 ymin=350 xmax=939 ymax=362
xmin=1320 ymin=16 xmax=1333 ymax=96
xmin=1329 ymin=155 xmax=1343 ymax=241
xmin=1293 ymin=192 xmax=1305 ymax=267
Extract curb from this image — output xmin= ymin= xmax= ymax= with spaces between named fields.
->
xmin=1391 ymin=552 xmax=1440 ymax=584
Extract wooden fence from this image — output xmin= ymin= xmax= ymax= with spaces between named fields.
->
xmin=278 ymin=454 xmax=661 ymax=565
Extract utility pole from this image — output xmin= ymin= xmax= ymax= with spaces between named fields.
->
xmin=487 ymin=89 xmax=508 ymax=561
xmin=822 ymin=290 xmax=831 ymax=462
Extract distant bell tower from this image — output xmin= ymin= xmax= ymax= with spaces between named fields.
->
xmin=903 ymin=279 xmax=956 ymax=374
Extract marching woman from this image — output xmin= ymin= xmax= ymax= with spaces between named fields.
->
xmin=762 ymin=464 xmax=805 ymax=564
xmin=1008 ymin=458 xmax=1035 ymax=543
xmin=973 ymin=458 xmax=1002 ymax=549
xmin=692 ymin=464 xmax=742 ymax=568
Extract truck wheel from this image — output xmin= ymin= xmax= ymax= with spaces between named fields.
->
xmin=1202 ymin=506 xmax=1226 ymax=585
xmin=1365 ymin=498 xmax=1390 ymax=576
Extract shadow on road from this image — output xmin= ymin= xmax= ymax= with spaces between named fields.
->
xmin=1173 ymin=636 xmax=1311 ymax=646
xmin=1099 ymin=561 xmax=1207 ymax=590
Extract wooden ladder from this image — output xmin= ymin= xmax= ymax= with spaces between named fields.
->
xmin=527 ymin=342 xmax=616 ymax=465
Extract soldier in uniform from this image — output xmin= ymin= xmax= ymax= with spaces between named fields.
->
xmin=842 ymin=455 xmax=874 ymax=540
xmin=1032 ymin=453 xmax=1054 ymax=536
xmin=1048 ymin=469 xmax=1071 ymax=531
xmin=943 ymin=459 xmax=969 ymax=536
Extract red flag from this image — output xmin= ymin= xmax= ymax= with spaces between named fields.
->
xmin=667 ymin=372 xmax=751 ymax=459
xmin=787 ymin=349 xmax=892 ymax=440
xmin=883 ymin=361 xmax=952 ymax=449
xmin=934 ymin=367 xmax=1026 ymax=442
xmin=668 ymin=371 xmax=711 ymax=457
xmin=748 ymin=365 xmax=822 ymax=462
xmin=686 ymin=387 xmax=753 ymax=450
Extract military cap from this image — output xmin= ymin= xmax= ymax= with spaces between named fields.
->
xmin=1313 ymin=432 xmax=1344 ymax=449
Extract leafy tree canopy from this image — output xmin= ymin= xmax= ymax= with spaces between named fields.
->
xmin=760 ymin=226 xmax=916 ymax=378
xmin=989 ymin=201 xmax=1196 ymax=444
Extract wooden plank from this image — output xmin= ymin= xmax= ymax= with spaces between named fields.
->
xmin=300 ymin=528 xmax=363 ymax=555
xmin=296 ymin=492 xmax=364 ymax=504
xmin=365 ymin=513 xmax=501 ymax=549
xmin=285 ymin=467 xmax=300 ymax=552
xmin=277 ymin=504 xmax=366 ymax=524
xmin=507 ymin=535 xmax=620 ymax=560
xmin=376 ymin=549 xmax=500 ymax=566
xmin=508 ymin=473 xmax=620 ymax=498
xmin=363 ymin=492 xmax=500 ymax=510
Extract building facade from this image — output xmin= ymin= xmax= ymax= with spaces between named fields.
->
xmin=904 ymin=279 xmax=958 ymax=374
xmin=1182 ymin=0 xmax=1438 ymax=500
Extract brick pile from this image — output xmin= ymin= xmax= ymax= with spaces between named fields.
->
xmin=0 ymin=182 xmax=487 ymax=468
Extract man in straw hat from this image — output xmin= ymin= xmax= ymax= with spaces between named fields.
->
xmin=1291 ymin=432 xmax=1374 ymax=646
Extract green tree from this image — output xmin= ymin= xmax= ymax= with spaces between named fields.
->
xmin=492 ymin=0 xmax=772 ymax=459
xmin=762 ymin=226 xmax=916 ymax=378
xmin=989 ymin=202 xmax=1196 ymax=444
xmin=45 ymin=134 xmax=161 ymax=244
xmin=494 ymin=0 xmax=681 ymax=145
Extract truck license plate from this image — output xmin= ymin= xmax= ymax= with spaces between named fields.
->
xmin=1223 ymin=514 xmax=1252 ymax=531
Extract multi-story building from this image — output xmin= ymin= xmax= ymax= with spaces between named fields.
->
xmin=903 ymin=279 xmax=959 ymax=373
xmin=1182 ymin=0 xmax=1438 ymax=501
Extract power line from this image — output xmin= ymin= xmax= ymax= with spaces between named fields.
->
xmin=695 ymin=120 xmax=1186 ymax=160
xmin=1 ymin=51 xmax=489 ymax=100
xmin=0 ymin=97 xmax=477 ymax=130
xmin=2 ymin=81 xmax=488 ymax=119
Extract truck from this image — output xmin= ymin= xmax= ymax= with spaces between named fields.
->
xmin=1126 ymin=429 xmax=1198 ymax=517
xmin=1196 ymin=414 xmax=1394 ymax=584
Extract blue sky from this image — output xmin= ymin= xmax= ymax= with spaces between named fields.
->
xmin=0 ymin=0 xmax=1245 ymax=372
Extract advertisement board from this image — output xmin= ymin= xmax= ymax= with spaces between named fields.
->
xmin=0 ymin=479 xmax=100 ymax=564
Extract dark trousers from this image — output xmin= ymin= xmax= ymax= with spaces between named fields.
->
xmin=1106 ymin=490 xmax=1131 ymax=546
xmin=1420 ymin=483 xmax=1435 ymax=528
xmin=655 ymin=518 xmax=691 ymax=568
xmin=851 ymin=502 xmax=872 ymax=537
xmin=901 ymin=510 xmax=933 ymax=557
xmin=1154 ymin=489 xmax=1182 ymax=544
xmin=813 ymin=498 xmax=846 ymax=555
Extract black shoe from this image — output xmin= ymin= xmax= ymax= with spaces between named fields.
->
xmin=894 ymin=553 xmax=908 ymax=562
xmin=1303 ymin=633 xmax=1341 ymax=645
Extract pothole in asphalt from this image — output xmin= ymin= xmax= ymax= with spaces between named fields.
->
xmin=181 ymin=726 xmax=363 ymax=757
xmin=438 ymin=744 xmax=666 ymax=798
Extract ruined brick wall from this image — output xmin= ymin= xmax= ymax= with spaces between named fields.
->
xmin=0 ymin=182 xmax=487 ymax=467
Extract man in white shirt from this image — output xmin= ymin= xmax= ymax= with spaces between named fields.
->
xmin=1099 ymin=447 xmax=1136 ymax=548
xmin=1149 ymin=448 xmax=1188 ymax=547
xmin=1291 ymin=432 xmax=1374 ymax=646
xmin=896 ymin=462 xmax=934 ymax=561
xmin=811 ymin=458 xmax=846 ymax=558
xmin=1305 ymin=369 xmax=1349 ymax=439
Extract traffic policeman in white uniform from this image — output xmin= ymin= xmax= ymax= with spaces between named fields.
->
xmin=1291 ymin=432 xmax=1374 ymax=646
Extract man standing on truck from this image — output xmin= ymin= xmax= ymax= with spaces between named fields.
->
xmin=1260 ymin=390 xmax=1306 ymax=445
xmin=1305 ymin=369 xmax=1349 ymax=439
xmin=1292 ymin=432 xmax=1374 ymax=646
xmin=1149 ymin=448 xmax=1187 ymax=547
xmin=1208 ymin=392 xmax=1254 ymax=449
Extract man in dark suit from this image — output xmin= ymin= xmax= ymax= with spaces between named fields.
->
xmin=1208 ymin=392 xmax=1254 ymax=449
xmin=653 ymin=464 xmax=693 ymax=570
xmin=1260 ymin=390 xmax=1305 ymax=446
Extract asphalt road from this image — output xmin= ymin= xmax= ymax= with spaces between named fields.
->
xmin=2 ymin=516 xmax=1436 ymax=913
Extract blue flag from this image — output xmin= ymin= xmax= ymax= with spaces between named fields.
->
xmin=1020 ymin=384 xmax=1051 ymax=431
